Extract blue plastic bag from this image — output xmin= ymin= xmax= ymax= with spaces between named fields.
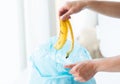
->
xmin=30 ymin=37 xmax=96 ymax=84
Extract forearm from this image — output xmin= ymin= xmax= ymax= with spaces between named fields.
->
xmin=86 ymin=1 xmax=120 ymax=18
xmin=94 ymin=56 xmax=120 ymax=72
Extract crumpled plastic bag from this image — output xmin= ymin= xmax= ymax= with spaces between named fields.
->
xmin=29 ymin=37 xmax=96 ymax=84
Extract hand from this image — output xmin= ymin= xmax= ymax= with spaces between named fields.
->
xmin=64 ymin=60 xmax=97 ymax=82
xmin=59 ymin=1 xmax=87 ymax=20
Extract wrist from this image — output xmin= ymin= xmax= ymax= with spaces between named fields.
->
xmin=75 ymin=0 xmax=88 ymax=10
xmin=92 ymin=58 xmax=104 ymax=72
xmin=81 ymin=0 xmax=93 ymax=9
xmin=84 ymin=0 xmax=98 ymax=8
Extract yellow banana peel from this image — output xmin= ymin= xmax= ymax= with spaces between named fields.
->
xmin=65 ymin=20 xmax=74 ymax=58
xmin=54 ymin=20 xmax=68 ymax=50
xmin=54 ymin=19 xmax=74 ymax=58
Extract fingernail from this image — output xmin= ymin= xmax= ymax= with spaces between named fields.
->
xmin=60 ymin=16 xmax=64 ymax=20
xmin=60 ymin=16 xmax=67 ymax=21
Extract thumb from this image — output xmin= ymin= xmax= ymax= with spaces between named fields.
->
xmin=64 ymin=63 xmax=76 ymax=69
xmin=60 ymin=9 xmax=73 ymax=20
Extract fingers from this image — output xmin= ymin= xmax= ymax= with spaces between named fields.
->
xmin=72 ymin=72 xmax=87 ymax=82
xmin=58 ymin=2 xmax=73 ymax=20
xmin=60 ymin=10 xmax=72 ymax=20
xmin=70 ymin=62 xmax=86 ymax=74
xmin=64 ymin=63 xmax=87 ymax=82
xmin=74 ymin=77 xmax=86 ymax=82
xmin=59 ymin=8 xmax=72 ymax=20
xmin=67 ymin=61 xmax=97 ymax=82
xmin=58 ymin=1 xmax=87 ymax=20
xmin=59 ymin=7 xmax=68 ymax=16
xmin=64 ymin=63 xmax=76 ymax=68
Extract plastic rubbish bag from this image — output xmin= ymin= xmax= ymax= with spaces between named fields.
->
xmin=29 ymin=37 xmax=96 ymax=84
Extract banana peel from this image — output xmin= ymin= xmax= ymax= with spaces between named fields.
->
xmin=54 ymin=20 xmax=74 ymax=58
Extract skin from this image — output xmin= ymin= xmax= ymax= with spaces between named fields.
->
xmin=59 ymin=1 xmax=120 ymax=20
xmin=65 ymin=56 xmax=120 ymax=82
xmin=59 ymin=0 xmax=120 ymax=82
